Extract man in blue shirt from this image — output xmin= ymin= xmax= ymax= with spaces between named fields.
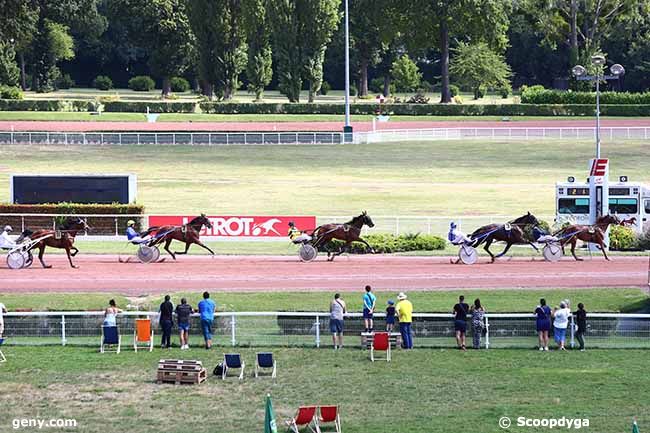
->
xmin=125 ymin=220 xmax=151 ymax=244
xmin=362 ymin=285 xmax=377 ymax=333
xmin=197 ymin=291 xmax=216 ymax=349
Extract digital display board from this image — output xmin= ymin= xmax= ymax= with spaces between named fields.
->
xmin=11 ymin=175 xmax=136 ymax=204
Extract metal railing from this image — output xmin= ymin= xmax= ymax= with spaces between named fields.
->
xmin=0 ymin=131 xmax=344 ymax=146
xmin=3 ymin=311 xmax=650 ymax=349
xmin=0 ymin=214 xmax=556 ymax=238
xmin=354 ymin=127 xmax=650 ymax=143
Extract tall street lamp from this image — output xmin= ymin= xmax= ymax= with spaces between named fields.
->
xmin=572 ymin=56 xmax=625 ymax=240
xmin=343 ymin=0 xmax=353 ymax=142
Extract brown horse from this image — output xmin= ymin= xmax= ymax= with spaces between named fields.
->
xmin=143 ymin=214 xmax=214 ymax=260
xmin=469 ymin=212 xmax=540 ymax=263
xmin=19 ymin=216 xmax=90 ymax=268
xmin=554 ymin=214 xmax=620 ymax=261
xmin=311 ymin=211 xmax=375 ymax=261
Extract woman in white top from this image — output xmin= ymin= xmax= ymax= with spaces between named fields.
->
xmin=103 ymin=299 xmax=122 ymax=327
xmin=552 ymin=301 xmax=571 ymax=350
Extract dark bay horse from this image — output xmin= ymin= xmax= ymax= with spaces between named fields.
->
xmin=19 ymin=216 xmax=90 ymax=268
xmin=312 ymin=211 xmax=375 ymax=261
xmin=554 ymin=214 xmax=620 ymax=261
xmin=469 ymin=212 xmax=540 ymax=263
xmin=143 ymin=214 xmax=214 ymax=260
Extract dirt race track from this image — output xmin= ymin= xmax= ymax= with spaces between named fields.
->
xmin=1 ymin=254 xmax=648 ymax=294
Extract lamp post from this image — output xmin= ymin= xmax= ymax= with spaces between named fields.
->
xmin=343 ymin=0 xmax=353 ymax=142
xmin=572 ymin=56 xmax=624 ymax=247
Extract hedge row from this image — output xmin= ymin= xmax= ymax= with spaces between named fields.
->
xmin=0 ymin=203 xmax=145 ymax=214
xmin=522 ymin=86 xmax=650 ymax=105
xmin=3 ymin=98 xmax=650 ymax=116
xmin=325 ymin=233 xmax=446 ymax=254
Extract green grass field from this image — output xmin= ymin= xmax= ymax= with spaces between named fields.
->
xmin=0 ymin=346 xmax=647 ymax=433
xmin=2 ymin=139 xmax=649 ymax=216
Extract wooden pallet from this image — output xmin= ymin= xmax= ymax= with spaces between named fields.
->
xmin=156 ymin=359 xmax=207 ymax=385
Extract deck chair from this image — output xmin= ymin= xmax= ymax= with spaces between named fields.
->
xmin=285 ymin=406 xmax=319 ymax=433
xmin=0 ymin=338 xmax=6 ymax=363
xmin=222 ymin=353 xmax=245 ymax=380
xmin=100 ymin=326 xmax=121 ymax=354
xmin=255 ymin=352 xmax=276 ymax=378
xmin=318 ymin=406 xmax=341 ymax=433
xmin=370 ymin=332 xmax=391 ymax=362
xmin=133 ymin=318 xmax=154 ymax=352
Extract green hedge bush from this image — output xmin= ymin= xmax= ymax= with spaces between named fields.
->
xmin=56 ymin=74 xmax=75 ymax=89
xmin=93 ymin=75 xmax=113 ymax=91
xmin=128 ymin=75 xmax=155 ymax=91
xmin=0 ymin=99 xmax=91 ymax=111
xmin=170 ymin=77 xmax=190 ymax=92
xmin=636 ymin=230 xmax=650 ymax=250
xmin=0 ymin=85 xmax=23 ymax=100
xmin=0 ymin=203 xmax=145 ymax=214
xmin=521 ymin=86 xmax=650 ymax=105
xmin=324 ymin=233 xmax=446 ymax=254
xmin=608 ymin=225 xmax=636 ymax=250
xmin=103 ymin=101 xmax=197 ymax=113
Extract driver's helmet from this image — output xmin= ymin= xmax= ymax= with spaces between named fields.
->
xmin=127 ymin=220 xmax=136 ymax=227
xmin=450 ymin=221 xmax=457 ymax=229
xmin=288 ymin=221 xmax=295 ymax=227
xmin=3 ymin=225 xmax=12 ymax=232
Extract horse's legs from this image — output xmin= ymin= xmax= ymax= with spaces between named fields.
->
xmin=176 ymin=240 xmax=215 ymax=256
xmin=164 ymin=238 xmax=176 ymax=260
xmin=483 ymin=238 xmax=496 ymax=263
xmin=358 ymin=238 xmax=375 ymax=254
xmin=528 ymin=242 xmax=539 ymax=252
xmin=329 ymin=242 xmax=347 ymax=262
xmin=65 ymin=246 xmax=78 ymax=268
xmin=70 ymin=246 xmax=79 ymax=257
xmin=570 ymin=239 xmax=582 ymax=261
xmin=37 ymin=244 xmax=51 ymax=268
xmin=494 ymin=242 xmax=513 ymax=258
xmin=597 ymin=236 xmax=611 ymax=261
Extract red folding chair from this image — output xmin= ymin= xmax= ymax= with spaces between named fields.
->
xmin=285 ymin=406 xmax=319 ymax=433
xmin=370 ymin=332 xmax=391 ymax=362
xmin=318 ymin=406 xmax=341 ymax=433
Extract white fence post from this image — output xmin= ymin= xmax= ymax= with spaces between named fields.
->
xmin=61 ymin=314 xmax=66 ymax=346
xmin=231 ymin=314 xmax=236 ymax=347
xmin=315 ymin=315 xmax=320 ymax=348
xmin=570 ymin=314 xmax=575 ymax=348
xmin=484 ymin=316 xmax=490 ymax=349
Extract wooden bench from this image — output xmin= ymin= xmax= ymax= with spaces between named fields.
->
xmin=156 ymin=359 xmax=207 ymax=385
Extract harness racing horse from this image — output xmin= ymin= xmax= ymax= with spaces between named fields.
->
xmin=143 ymin=214 xmax=215 ymax=260
xmin=554 ymin=214 xmax=620 ymax=261
xmin=469 ymin=212 xmax=540 ymax=263
xmin=311 ymin=211 xmax=375 ymax=261
xmin=18 ymin=216 xmax=90 ymax=268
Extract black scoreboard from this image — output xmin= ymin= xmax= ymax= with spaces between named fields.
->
xmin=10 ymin=174 xmax=137 ymax=204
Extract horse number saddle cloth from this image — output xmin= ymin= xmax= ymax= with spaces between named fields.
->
xmin=588 ymin=227 xmax=596 ymax=234
xmin=342 ymin=224 xmax=350 ymax=232
xmin=504 ymin=223 xmax=512 ymax=232
xmin=55 ymin=230 xmax=62 ymax=240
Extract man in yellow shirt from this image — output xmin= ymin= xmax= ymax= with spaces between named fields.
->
xmin=395 ymin=292 xmax=413 ymax=349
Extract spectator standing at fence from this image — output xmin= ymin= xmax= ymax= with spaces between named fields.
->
xmin=330 ymin=293 xmax=346 ymax=350
xmin=159 ymin=295 xmax=174 ymax=349
xmin=395 ymin=292 xmax=413 ymax=349
xmin=198 ymin=291 xmax=216 ymax=350
xmin=470 ymin=298 xmax=486 ymax=349
xmin=535 ymin=298 xmax=552 ymax=351
xmin=453 ymin=295 xmax=470 ymax=351
xmin=176 ymin=298 xmax=194 ymax=350
xmin=575 ymin=303 xmax=587 ymax=351
xmin=0 ymin=301 xmax=7 ymax=338
xmin=103 ymin=299 xmax=122 ymax=327
xmin=552 ymin=301 xmax=571 ymax=350
xmin=385 ymin=300 xmax=396 ymax=332
xmin=362 ymin=285 xmax=376 ymax=333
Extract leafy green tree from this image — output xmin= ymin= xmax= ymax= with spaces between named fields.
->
xmin=390 ymin=54 xmax=421 ymax=92
xmin=450 ymin=42 xmax=511 ymax=99
xmin=30 ymin=20 xmax=75 ymax=92
xmin=243 ymin=0 xmax=272 ymax=101
xmin=0 ymin=41 xmax=20 ymax=86
xmin=187 ymin=0 xmax=246 ymax=100
xmin=348 ymin=0 xmax=382 ymax=96
xmin=269 ymin=0 xmax=341 ymax=102
xmin=0 ymin=0 xmax=37 ymax=88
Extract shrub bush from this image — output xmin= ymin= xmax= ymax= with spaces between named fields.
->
xmin=0 ymin=203 xmax=145 ymax=214
xmin=609 ymin=225 xmax=637 ymax=250
xmin=0 ymin=85 xmax=23 ymax=100
xmin=635 ymin=230 xmax=650 ymax=250
xmin=420 ymin=80 xmax=435 ymax=92
xmin=93 ymin=75 xmax=113 ymax=91
xmin=319 ymin=81 xmax=331 ymax=95
xmin=498 ymin=83 xmax=512 ymax=98
xmin=323 ymin=233 xmax=446 ymax=254
xmin=170 ymin=76 xmax=190 ymax=92
xmin=103 ymin=101 xmax=197 ymax=113
xmin=521 ymin=86 xmax=650 ymax=105
xmin=350 ymin=83 xmax=358 ymax=96
xmin=56 ymin=73 xmax=75 ymax=89
xmin=406 ymin=90 xmax=430 ymax=104
xmin=523 ymin=219 xmax=551 ymax=242
xmin=128 ymin=75 xmax=155 ymax=91
xmin=474 ymin=85 xmax=487 ymax=99
xmin=369 ymin=78 xmax=384 ymax=93
xmin=449 ymin=84 xmax=460 ymax=97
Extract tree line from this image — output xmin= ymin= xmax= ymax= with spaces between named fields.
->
xmin=0 ymin=0 xmax=649 ymax=102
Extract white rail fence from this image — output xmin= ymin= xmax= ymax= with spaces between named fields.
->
xmin=4 ymin=311 xmax=650 ymax=350
xmin=355 ymin=127 xmax=650 ymax=143
xmin=0 ymin=213 xmax=556 ymax=239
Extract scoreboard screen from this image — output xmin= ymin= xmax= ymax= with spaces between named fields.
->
xmin=566 ymin=187 xmax=589 ymax=196
xmin=10 ymin=174 xmax=136 ymax=204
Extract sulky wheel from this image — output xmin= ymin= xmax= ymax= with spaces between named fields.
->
xmin=7 ymin=251 xmax=26 ymax=269
xmin=137 ymin=245 xmax=157 ymax=263
xmin=299 ymin=244 xmax=318 ymax=262
xmin=542 ymin=242 xmax=563 ymax=262
xmin=458 ymin=245 xmax=478 ymax=265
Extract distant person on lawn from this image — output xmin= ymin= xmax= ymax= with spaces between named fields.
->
xmin=453 ymin=295 xmax=470 ymax=351
xmin=329 ymin=293 xmax=346 ymax=350
xmin=385 ymin=300 xmax=396 ymax=332
xmin=198 ymin=292 xmax=216 ymax=350
xmin=159 ymin=295 xmax=174 ymax=349
xmin=395 ymin=292 xmax=413 ymax=349
xmin=176 ymin=298 xmax=195 ymax=350
xmin=574 ymin=303 xmax=587 ymax=351
xmin=535 ymin=298 xmax=552 ymax=351
xmin=0 ymin=301 xmax=7 ymax=338
xmin=103 ymin=299 xmax=122 ymax=327
xmin=552 ymin=301 xmax=571 ymax=351
xmin=470 ymin=298 xmax=486 ymax=349
xmin=362 ymin=285 xmax=376 ymax=333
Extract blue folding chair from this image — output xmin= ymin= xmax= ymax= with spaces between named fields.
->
xmin=222 ymin=353 xmax=245 ymax=380
xmin=255 ymin=352 xmax=276 ymax=378
xmin=100 ymin=326 xmax=121 ymax=354
xmin=0 ymin=338 xmax=6 ymax=363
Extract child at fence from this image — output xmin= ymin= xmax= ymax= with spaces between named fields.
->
xmin=385 ymin=300 xmax=396 ymax=332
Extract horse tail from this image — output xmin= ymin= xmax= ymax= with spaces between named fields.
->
xmin=142 ymin=226 xmax=160 ymax=236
